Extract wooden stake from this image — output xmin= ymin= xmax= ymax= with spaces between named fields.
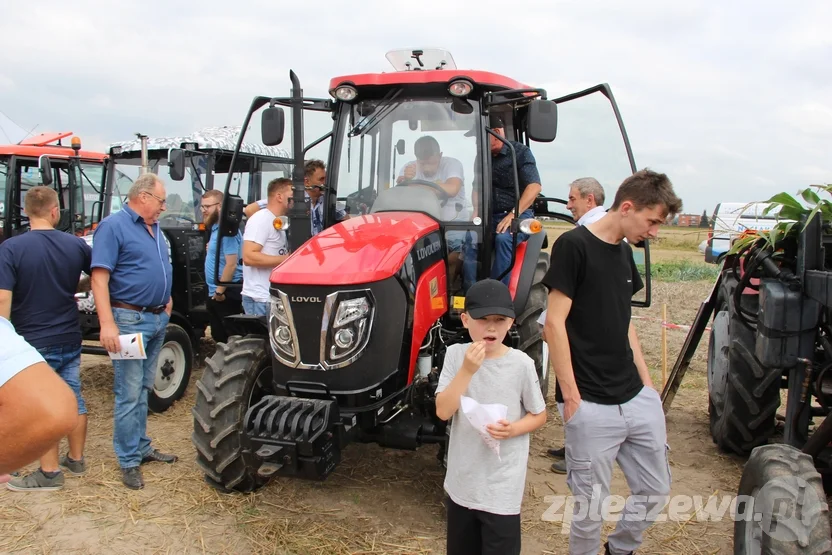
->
xmin=661 ymin=302 xmax=668 ymax=388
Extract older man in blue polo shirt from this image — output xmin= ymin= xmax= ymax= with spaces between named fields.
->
xmin=90 ymin=173 xmax=177 ymax=490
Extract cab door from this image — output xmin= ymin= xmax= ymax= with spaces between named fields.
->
xmin=520 ymin=84 xmax=652 ymax=308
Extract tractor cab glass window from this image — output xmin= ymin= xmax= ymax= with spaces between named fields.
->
xmin=12 ymin=159 xmax=72 ymax=235
xmin=336 ymin=97 xmax=480 ymax=223
xmin=112 ymin=154 xmax=206 ymax=228
xmin=526 ymin=90 xmax=649 ymax=304
xmin=78 ymin=163 xmax=130 ymax=228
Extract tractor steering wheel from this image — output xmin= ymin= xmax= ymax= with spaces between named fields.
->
xmin=395 ymin=178 xmax=451 ymax=201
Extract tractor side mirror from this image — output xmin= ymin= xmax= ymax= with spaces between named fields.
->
xmin=527 ymin=100 xmax=558 ymax=142
xmin=396 ymin=139 xmax=405 ymax=155
xmin=219 ymin=195 xmax=245 ymax=238
xmin=262 ymin=107 xmax=286 ymax=146
xmin=168 ymin=149 xmax=186 ymax=181
xmin=38 ymin=156 xmax=53 ymax=186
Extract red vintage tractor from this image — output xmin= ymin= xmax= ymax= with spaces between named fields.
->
xmin=189 ymin=48 xmax=651 ymax=492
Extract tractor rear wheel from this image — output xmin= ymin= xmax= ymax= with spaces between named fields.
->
xmin=191 ymin=335 xmax=274 ymax=493
xmin=734 ymin=444 xmax=831 ymax=554
xmin=516 ymin=281 xmax=549 ymax=398
xmin=708 ymin=273 xmax=781 ymax=456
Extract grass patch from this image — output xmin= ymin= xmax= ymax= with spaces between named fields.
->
xmin=640 ymin=260 xmax=719 ymax=282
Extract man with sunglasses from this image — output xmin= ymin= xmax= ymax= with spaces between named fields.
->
xmin=243 ymin=159 xmax=347 ymax=236
xmin=90 ymin=173 xmax=177 ymax=490
xmin=200 ymin=190 xmax=243 ymax=344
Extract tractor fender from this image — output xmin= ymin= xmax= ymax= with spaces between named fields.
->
xmin=223 ymin=313 xmax=269 ymax=338
xmin=510 ymin=231 xmax=547 ymax=312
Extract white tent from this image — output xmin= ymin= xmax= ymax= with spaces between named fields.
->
xmin=0 ymin=111 xmax=29 ymax=144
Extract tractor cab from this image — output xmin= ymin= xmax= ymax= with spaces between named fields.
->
xmin=0 ymin=132 xmax=109 ymax=244
xmin=195 ymin=49 xmax=652 ymax=491
xmin=76 ymin=127 xmax=293 ymax=413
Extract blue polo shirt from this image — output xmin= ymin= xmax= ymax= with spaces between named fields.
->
xmin=489 ymin=141 xmax=541 ymax=214
xmin=206 ymin=224 xmax=243 ymax=295
xmin=90 ymin=203 xmax=173 ymax=307
xmin=0 ymin=230 xmax=91 ymax=349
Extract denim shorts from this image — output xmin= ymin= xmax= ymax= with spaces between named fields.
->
xmin=38 ymin=343 xmax=85 ymax=415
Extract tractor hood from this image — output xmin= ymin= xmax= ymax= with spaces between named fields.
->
xmin=270 ymin=212 xmax=440 ymax=286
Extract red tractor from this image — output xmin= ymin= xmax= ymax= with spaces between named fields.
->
xmin=190 ymin=49 xmax=651 ymax=491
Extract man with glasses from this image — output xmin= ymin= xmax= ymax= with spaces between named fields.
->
xmin=243 ymin=159 xmax=347 ymax=236
xmin=200 ymin=190 xmax=243 ymax=344
xmin=89 ymin=173 xmax=178 ymax=490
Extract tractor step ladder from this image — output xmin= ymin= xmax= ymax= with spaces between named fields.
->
xmin=660 ymin=273 xmax=722 ymax=412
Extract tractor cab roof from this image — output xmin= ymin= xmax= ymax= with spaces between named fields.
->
xmin=0 ymin=131 xmax=107 ymax=161
xmin=108 ymin=126 xmax=291 ymax=159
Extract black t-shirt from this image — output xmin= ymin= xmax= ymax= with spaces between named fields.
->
xmin=541 ymin=226 xmax=644 ymax=405
xmin=0 ymin=230 xmax=92 ymax=349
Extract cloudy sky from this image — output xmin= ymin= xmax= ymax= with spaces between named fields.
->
xmin=1 ymin=0 xmax=830 ymax=215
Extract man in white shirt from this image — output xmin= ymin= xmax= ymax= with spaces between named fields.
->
xmin=540 ymin=177 xmax=606 ymax=474
xmin=0 ymin=316 xmax=79 ymax=478
xmin=397 ymin=135 xmax=472 ymax=223
xmin=241 ymin=178 xmax=292 ymax=316
xmin=243 ymin=160 xmax=348 ymax=236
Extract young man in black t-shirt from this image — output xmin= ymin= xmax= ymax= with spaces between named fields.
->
xmin=541 ymin=169 xmax=682 ymax=555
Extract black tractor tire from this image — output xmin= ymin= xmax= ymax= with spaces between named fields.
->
xmin=734 ymin=444 xmax=831 ymax=554
xmin=708 ymin=273 xmax=781 ymax=456
xmin=191 ymin=335 xmax=274 ymax=493
xmin=148 ymin=324 xmax=193 ymax=413
xmin=516 ymin=281 xmax=549 ymax=398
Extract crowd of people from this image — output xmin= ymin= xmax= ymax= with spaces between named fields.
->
xmin=0 ymin=121 xmax=683 ymax=554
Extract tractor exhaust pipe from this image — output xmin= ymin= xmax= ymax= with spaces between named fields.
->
xmin=137 ymin=133 xmax=149 ymax=176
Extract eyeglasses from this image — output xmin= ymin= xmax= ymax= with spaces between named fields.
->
xmin=143 ymin=191 xmax=167 ymax=206
xmin=200 ymin=202 xmax=220 ymax=211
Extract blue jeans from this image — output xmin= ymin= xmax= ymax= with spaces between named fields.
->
xmin=242 ymin=295 xmax=269 ymax=316
xmin=462 ymin=209 xmax=534 ymax=289
xmin=38 ymin=343 xmax=85 ymax=415
xmin=111 ymin=308 xmax=169 ymax=469
xmin=491 ymin=209 xmax=533 ymax=285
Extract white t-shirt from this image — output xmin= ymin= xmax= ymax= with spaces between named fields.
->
xmin=399 ymin=157 xmax=471 ymax=221
xmin=538 ymin=206 xmax=608 ymax=326
xmin=242 ymin=208 xmax=289 ymax=302
xmin=0 ymin=316 xmax=45 ymax=388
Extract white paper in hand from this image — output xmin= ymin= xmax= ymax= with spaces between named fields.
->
xmin=108 ymin=333 xmax=147 ymax=360
xmin=460 ymin=395 xmax=508 ymax=461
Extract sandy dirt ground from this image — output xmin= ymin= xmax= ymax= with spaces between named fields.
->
xmin=1 ymin=280 xmax=747 ymax=554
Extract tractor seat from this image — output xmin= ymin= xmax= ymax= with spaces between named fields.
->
xmin=370 ymin=187 xmax=442 ymax=221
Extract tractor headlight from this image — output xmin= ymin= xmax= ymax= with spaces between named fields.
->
xmin=269 ymin=293 xmax=299 ymax=364
xmin=322 ymin=290 xmax=375 ymax=367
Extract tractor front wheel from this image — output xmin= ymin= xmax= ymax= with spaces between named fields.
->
xmin=191 ymin=335 xmax=274 ymax=493
xmin=734 ymin=444 xmax=831 ymax=554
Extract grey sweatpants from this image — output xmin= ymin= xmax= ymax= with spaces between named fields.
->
xmin=563 ymin=386 xmax=672 ymax=555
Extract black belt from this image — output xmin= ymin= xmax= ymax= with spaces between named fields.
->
xmin=112 ymin=301 xmax=166 ymax=314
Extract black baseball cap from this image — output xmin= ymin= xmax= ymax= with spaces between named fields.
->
xmin=464 ymin=279 xmax=516 ymax=319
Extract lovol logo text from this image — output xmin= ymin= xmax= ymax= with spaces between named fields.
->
xmin=416 ymin=240 xmax=441 ymax=261
xmin=291 ymin=296 xmax=322 ymax=303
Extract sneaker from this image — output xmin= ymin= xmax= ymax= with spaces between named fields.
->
xmin=551 ymin=459 xmax=567 ymax=474
xmin=59 ymin=454 xmax=87 ymax=476
xmin=141 ymin=449 xmax=178 ymax=465
xmin=547 ymin=446 xmax=565 ymax=458
xmin=121 ymin=467 xmax=144 ymax=490
xmin=605 ymin=541 xmax=634 ymax=555
xmin=6 ymin=469 xmax=65 ymax=492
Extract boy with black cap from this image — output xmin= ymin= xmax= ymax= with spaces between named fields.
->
xmin=436 ymin=278 xmax=547 ymax=555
